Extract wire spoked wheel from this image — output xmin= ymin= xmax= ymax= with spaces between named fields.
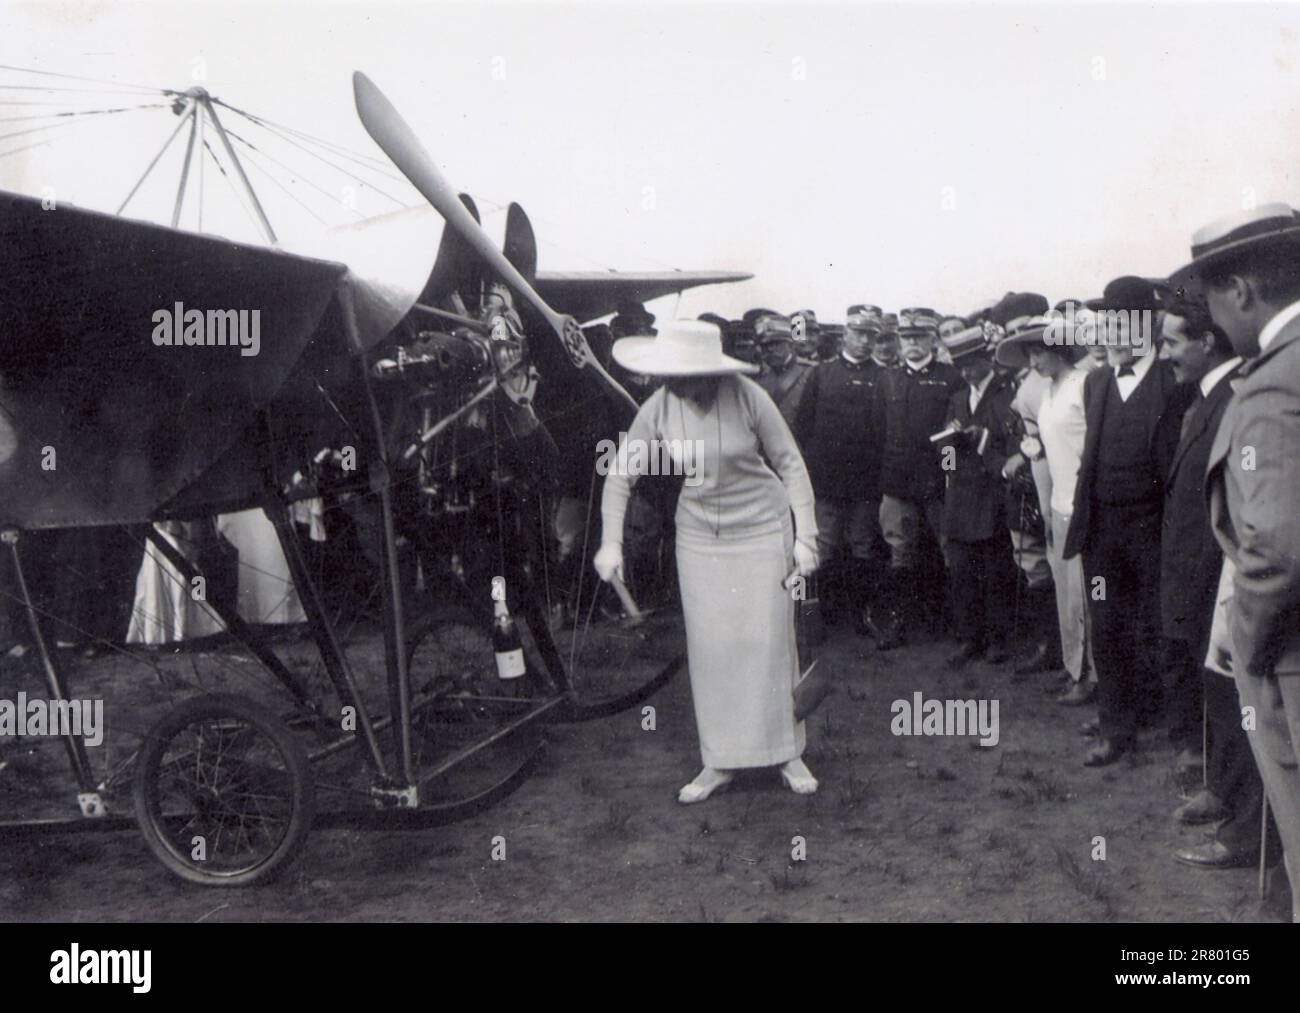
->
xmin=132 ymin=692 xmax=315 ymax=887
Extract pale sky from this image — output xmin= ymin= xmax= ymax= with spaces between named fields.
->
xmin=4 ymin=0 xmax=1299 ymax=322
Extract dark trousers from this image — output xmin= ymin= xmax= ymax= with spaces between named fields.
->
xmin=1081 ymin=502 xmax=1164 ymax=747
xmin=1204 ymin=670 xmax=1280 ymax=853
xmin=1165 ymin=638 xmax=1204 ymax=753
xmin=948 ymin=536 xmax=1015 ymax=649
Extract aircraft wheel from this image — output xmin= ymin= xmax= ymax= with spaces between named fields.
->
xmin=133 ymin=693 xmax=314 ymax=887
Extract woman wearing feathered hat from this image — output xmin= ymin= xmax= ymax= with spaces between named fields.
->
xmin=594 ymin=320 xmax=821 ymax=802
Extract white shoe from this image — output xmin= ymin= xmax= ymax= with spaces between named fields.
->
xmin=779 ymin=759 xmax=818 ymax=795
xmin=677 ymin=768 xmax=733 ymax=804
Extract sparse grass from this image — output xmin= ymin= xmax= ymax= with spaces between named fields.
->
xmin=837 ymin=769 xmax=871 ymax=810
xmin=768 ymin=865 xmax=812 ymax=892
xmin=583 ymin=800 xmax=635 ymax=841
xmin=1054 ymin=844 xmax=1117 ymax=919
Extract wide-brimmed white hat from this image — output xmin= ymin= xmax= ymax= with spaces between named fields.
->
xmin=612 ymin=319 xmax=759 ymax=376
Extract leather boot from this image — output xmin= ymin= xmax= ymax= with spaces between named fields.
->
xmin=1014 ymin=586 xmax=1060 ymax=674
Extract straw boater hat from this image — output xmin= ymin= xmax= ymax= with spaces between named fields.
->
xmin=940 ymin=323 xmax=993 ymax=363
xmin=612 ymin=319 xmax=759 ymax=376
xmin=995 ymin=315 xmax=1087 ymax=370
xmin=1168 ymin=202 xmax=1300 ymax=294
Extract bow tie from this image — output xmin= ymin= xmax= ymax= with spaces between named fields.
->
xmin=1117 ymin=365 xmax=1135 ymax=377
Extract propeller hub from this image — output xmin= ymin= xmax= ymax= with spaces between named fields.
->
xmin=560 ymin=315 xmax=594 ymax=369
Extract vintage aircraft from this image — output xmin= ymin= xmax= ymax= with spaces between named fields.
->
xmin=0 ymin=71 xmax=750 ymax=884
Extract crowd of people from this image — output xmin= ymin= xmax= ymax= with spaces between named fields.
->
xmin=590 ymin=202 xmax=1300 ymax=921
xmin=2 ymin=198 xmax=1297 ymax=919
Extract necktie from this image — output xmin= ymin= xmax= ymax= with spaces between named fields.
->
xmin=1117 ymin=365 xmax=1134 ymax=378
xmin=1180 ymin=388 xmax=1204 ymax=440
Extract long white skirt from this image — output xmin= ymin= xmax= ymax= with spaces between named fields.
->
xmin=676 ymin=518 xmax=804 ymax=769
xmin=215 ymin=509 xmax=306 ymax=626
xmin=126 ymin=524 xmax=226 ymax=645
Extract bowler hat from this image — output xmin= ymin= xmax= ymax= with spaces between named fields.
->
xmin=1087 ymin=276 xmax=1164 ymax=313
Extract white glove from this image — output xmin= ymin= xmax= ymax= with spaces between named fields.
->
xmin=593 ymin=543 xmax=624 ymax=584
xmin=785 ymin=539 xmax=819 ymax=588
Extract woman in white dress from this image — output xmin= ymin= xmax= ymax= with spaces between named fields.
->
xmin=594 ymin=320 xmax=820 ymax=803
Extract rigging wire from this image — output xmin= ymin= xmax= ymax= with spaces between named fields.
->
xmin=0 ymin=103 xmax=169 ymax=123
xmin=202 ymin=137 xmax=265 ymax=239
xmin=211 ymin=96 xmax=404 ymax=176
xmin=0 ymin=102 xmax=166 ymax=144
xmin=224 ymin=126 xmax=364 ymax=220
xmin=217 ymin=100 xmax=410 ymax=207
xmin=228 ymin=136 xmax=332 ymax=226
xmin=0 ymin=62 xmax=166 ymax=95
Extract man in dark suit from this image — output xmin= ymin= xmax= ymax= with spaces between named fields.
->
xmin=1178 ymin=203 xmax=1300 ymax=920
xmin=1156 ymin=297 xmax=1277 ymax=867
xmin=1064 ymin=276 xmax=1196 ymax=766
xmin=935 ymin=325 xmax=1019 ymax=667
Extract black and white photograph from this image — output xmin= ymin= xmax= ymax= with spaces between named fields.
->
xmin=0 ymin=0 xmax=1298 ymax=959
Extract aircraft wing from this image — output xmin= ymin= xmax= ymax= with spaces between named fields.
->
xmin=0 ymin=189 xmax=433 ymax=529
xmin=532 ymin=270 xmax=752 ymax=324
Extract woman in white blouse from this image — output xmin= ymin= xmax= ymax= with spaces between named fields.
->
xmin=997 ymin=316 xmax=1096 ymax=702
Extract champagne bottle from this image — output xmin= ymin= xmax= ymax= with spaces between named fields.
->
xmin=492 ymin=582 xmax=526 ymax=683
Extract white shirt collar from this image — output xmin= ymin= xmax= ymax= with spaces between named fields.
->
xmin=904 ymin=353 xmax=934 ymax=372
xmin=842 ymin=350 xmax=869 ymax=365
xmin=1258 ymin=299 xmax=1300 ymax=354
xmin=1199 ymin=356 xmax=1241 ymax=397
xmin=1115 ymin=350 xmax=1156 ymax=383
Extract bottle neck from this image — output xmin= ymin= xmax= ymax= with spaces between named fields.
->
xmin=493 ymin=598 xmax=509 ymax=619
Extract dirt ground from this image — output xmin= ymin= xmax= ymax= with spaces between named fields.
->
xmin=0 ymin=610 xmax=1292 ymax=923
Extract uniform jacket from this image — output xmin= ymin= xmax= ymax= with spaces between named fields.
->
xmin=1159 ymin=366 xmax=1237 ymax=650
xmin=794 ymin=355 xmax=885 ymax=500
xmin=1206 ymin=314 xmax=1300 ymax=678
xmin=1063 ymin=358 xmax=1194 ymax=559
xmin=877 ymin=358 xmax=965 ymax=502
xmin=939 ymin=373 xmax=1018 ymax=542
xmin=756 ymin=358 xmax=814 ymax=433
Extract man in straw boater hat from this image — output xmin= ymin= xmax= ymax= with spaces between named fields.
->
xmin=1151 ymin=293 xmax=1281 ymax=871
xmin=873 ymin=307 xmax=965 ymax=649
xmin=1171 ymin=203 xmax=1300 ymax=916
xmin=593 ymin=319 xmax=821 ymax=803
xmin=794 ymin=308 xmax=890 ymax=635
xmin=1063 ymin=276 xmax=1196 ymax=767
xmin=996 ymin=312 xmax=1097 ymax=703
xmin=931 ymin=322 xmax=1019 ymax=666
